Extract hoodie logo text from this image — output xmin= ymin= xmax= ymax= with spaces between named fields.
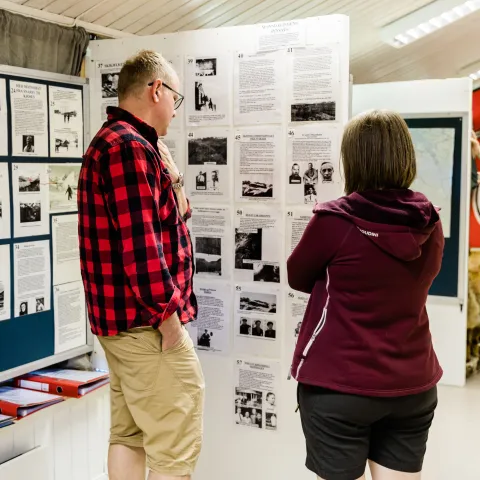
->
xmin=358 ymin=228 xmax=379 ymax=238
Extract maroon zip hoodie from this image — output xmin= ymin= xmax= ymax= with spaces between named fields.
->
xmin=288 ymin=189 xmax=444 ymax=397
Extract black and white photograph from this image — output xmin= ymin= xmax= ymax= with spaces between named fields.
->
xmin=101 ymin=72 xmax=119 ymax=98
xmin=289 ymin=163 xmax=302 ymax=184
xmin=253 ymin=263 xmax=280 ymax=283
xmin=54 ymin=132 xmax=79 ymax=154
xmin=238 ymin=318 xmax=277 ymax=340
xmin=49 ymin=164 xmax=81 ymax=213
xmin=294 ymin=320 xmax=303 ymax=340
xmin=188 ymin=136 xmax=228 ymax=165
xmin=22 ymin=135 xmax=35 ymax=153
xmin=53 ymin=108 xmax=78 ymax=124
xmin=242 ymin=177 xmax=273 ymax=198
xmin=320 ymin=161 xmax=334 ymax=183
xmin=304 ymin=184 xmax=317 ymax=204
xmin=19 ymin=301 xmax=28 ymax=316
xmin=239 ymin=292 xmax=277 ymax=314
xmin=197 ymin=329 xmax=214 ymax=349
xmin=265 ymin=412 xmax=277 ymax=431
xmin=194 ymin=169 xmax=220 ymax=192
xmin=235 ymin=229 xmax=262 ymax=270
xmin=20 ymin=202 xmax=41 ymax=224
xmin=265 ymin=393 xmax=277 ymax=430
xmin=195 ymin=82 xmax=219 ymax=112
xmin=36 ymin=297 xmax=45 ymax=312
xmin=234 ymin=388 xmax=263 ymax=428
xmin=18 ymin=174 xmax=40 ymax=193
xmin=239 ymin=318 xmax=252 ymax=336
xmin=195 ymin=237 xmax=221 ymax=276
xmin=195 ymin=58 xmax=217 ymax=76
xmin=291 ymin=101 xmax=336 ymax=122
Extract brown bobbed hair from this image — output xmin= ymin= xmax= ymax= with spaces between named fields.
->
xmin=341 ymin=110 xmax=417 ymax=195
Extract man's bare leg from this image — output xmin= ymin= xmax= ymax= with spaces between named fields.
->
xmin=108 ymin=444 xmax=146 ymax=480
xmin=369 ymin=461 xmax=421 ymax=480
xmin=148 ymin=473 xmax=190 ymax=480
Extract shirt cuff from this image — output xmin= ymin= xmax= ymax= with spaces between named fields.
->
xmin=147 ymin=287 xmax=181 ymax=329
xmin=183 ymin=199 xmax=192 ymax=221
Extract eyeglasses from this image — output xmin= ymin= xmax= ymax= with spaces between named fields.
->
xmin=148 ymin=81 xmax=184 ymax=110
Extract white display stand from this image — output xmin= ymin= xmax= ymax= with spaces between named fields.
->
xmin=87 ymin=16 xmax=350 ymax=480
xmin=352 ymin=78 xmax=473 ymax=387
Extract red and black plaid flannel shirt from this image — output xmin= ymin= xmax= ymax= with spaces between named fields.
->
xmin=78 ymin=107 xmax=197 ymax=336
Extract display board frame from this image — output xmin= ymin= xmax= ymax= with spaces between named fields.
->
xmin=0 ymin=65 xmax=93 ymax=384
xmin=403 ymin=113 xmax=468 ymax=301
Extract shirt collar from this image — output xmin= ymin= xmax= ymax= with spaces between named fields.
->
xmin=106 ymin=106 xmax=158 ymax=147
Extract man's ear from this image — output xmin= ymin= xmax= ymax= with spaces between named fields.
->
xmin=152 ymin=80 xmax=163 ymax=103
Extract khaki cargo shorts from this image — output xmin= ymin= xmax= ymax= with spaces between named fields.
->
xmin=98 ymin=326 xmax=205 ymax=477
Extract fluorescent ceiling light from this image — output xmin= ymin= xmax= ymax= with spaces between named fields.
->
xmin=381 ymin=0 xmax=480 ymax=48
xmin=458 ymin=60 xmax=480 ymax=80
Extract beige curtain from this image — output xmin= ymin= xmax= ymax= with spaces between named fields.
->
xmin=0 ymin=10 xmax=89 ymax=76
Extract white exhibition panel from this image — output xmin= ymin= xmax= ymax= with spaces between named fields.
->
xmin=352 ymin=78 xmax=473 ymax=387
xmin=0 ymin=386 xmax=109 ymax=480
xmin=87 ymin=16 xmax=350 ymax=480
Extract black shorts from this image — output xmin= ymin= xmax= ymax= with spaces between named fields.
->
xmin=298 ymin=383 xmax=438 ymax=480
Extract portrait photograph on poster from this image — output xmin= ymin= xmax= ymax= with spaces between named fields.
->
xmin=101 ymin=72 xmax=119 ymax=98
xmin=238 ymin=318 xmax=277 ymax=340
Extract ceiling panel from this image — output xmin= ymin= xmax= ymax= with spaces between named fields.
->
xmin=80 ymin=0 xmax=131 ymax=23
xmin=22 ymin=0 xmax=55 ymax=8
xmin=108 ymin=0 xmax=179 ymax=32
xmin=140 ymin=0 xmax=233 ymax=35
xmin=4 ymin=0 xmax=479 ymax=84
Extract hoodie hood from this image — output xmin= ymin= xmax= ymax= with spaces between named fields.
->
xmin=314 ymin=190 xmax=441 ymax=261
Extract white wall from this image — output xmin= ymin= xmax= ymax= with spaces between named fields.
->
xmin=352 ymin=78 xmax=473 ymax=387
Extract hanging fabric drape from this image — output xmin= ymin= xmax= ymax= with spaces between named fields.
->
xmin=0 ymin=10 xmax=89 ymax=76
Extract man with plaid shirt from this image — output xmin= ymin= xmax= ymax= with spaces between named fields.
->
xmin=78 ymin=50 xmax=204 ymax=480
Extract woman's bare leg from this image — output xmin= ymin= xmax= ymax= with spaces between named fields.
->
xmin=369 ymin=461 xmax=421 ymax=480
xmin=317 ymin=476 xmax=365 ymax=480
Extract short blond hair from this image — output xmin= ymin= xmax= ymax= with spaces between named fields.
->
xmin=341 ymin=110 xmax=417 ymax=195
xmin=118 ymin=50 xmax=177 ymax=102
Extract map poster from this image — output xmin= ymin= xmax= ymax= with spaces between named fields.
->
xmin=409 ymin=127 xmax=455 ymax=238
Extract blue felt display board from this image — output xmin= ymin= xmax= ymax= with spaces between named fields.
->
xmin=405 ymin=117 xmax=463 ymax=298
xmin=0 ymin=72 xmax=85 ymax=373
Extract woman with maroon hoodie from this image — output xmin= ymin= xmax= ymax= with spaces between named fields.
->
xmin=288 ymin=110 xmax=444 ymax=480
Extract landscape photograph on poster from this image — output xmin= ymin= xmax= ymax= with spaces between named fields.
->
xmin=195 ymin=237 xmax=221 ymax=276
xmin=241 ymin=175 xmax=273 ymax=198
xmin=291 ymin=101 xmax=336 ymax=122
xmin=239 ymin=292 xmax=277 ymax=314
xmin=188 ymin=136 xmax=228 ymax=165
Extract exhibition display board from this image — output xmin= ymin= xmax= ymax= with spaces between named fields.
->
xmin=88 ymin=16 xmax=350 ymax=480
xmin=352 ymin=78 xmax=472 ymax=387
xmin=0 ymin=65 xmax=92 ymax=383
